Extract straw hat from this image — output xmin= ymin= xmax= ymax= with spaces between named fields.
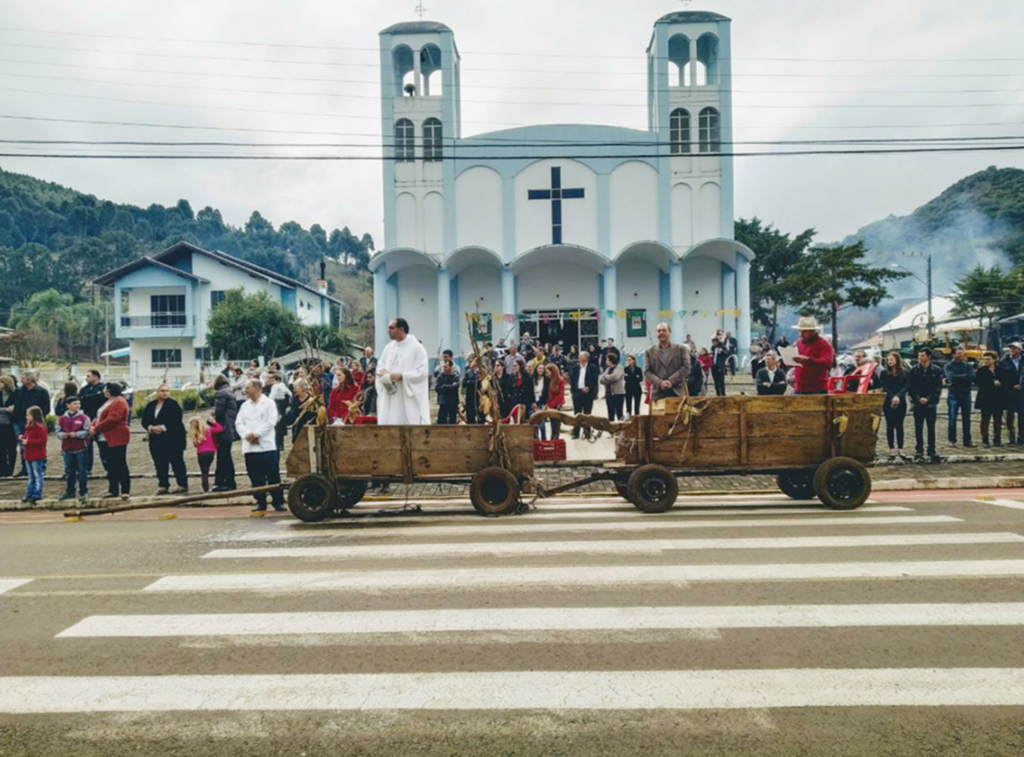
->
xmin=793 ymin=316 xmax=822 ymax=331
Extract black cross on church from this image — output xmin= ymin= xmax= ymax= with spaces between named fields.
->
xmin=528 ymin=167 xmax=585 ymax=245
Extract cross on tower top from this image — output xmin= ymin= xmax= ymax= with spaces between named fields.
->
xmin=414 ymin=1 xmax=428 ymax=20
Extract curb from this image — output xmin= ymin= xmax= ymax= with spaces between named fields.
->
xmin=6 ymin=478 xmax=1023 ymax=512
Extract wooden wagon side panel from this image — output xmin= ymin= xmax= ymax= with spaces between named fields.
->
xmin=289 ymin=424 xmax=535 ymax=479
xmin=617 ymin=393 xmax=884 ymax=470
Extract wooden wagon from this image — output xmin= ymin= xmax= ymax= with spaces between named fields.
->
xmin=284 ymin=424 xmax=535 ymax=522
xmin=537 ymin=393 xmax=884 ymax=512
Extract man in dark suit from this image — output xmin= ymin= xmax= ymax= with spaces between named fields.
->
xmin=570 ymin=350 xmax=600 ymax=439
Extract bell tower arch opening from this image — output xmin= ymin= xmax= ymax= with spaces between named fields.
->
xmin=697 ymin=33 xmax=719 ymax=86
xmin=420 ymin=43 xmax=443 ymax=96
xmin=667 ymin=34 xmax=691 ymax=87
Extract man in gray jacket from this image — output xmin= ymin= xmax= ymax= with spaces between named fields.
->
xmin=643 ymin=322 xmax=691 ymax=402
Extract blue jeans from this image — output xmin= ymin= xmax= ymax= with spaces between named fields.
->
xmin=525 ymin=404 xmax=546 ymax=440
xmin=947 ymin=392 xmax=972 ymax=444
xmin=25 ymin=459 xmax=45 ymax=501
xmin=63 ymin=451 xmax=88 ymax=497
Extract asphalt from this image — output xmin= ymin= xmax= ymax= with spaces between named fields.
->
xmin=2 ymin=491 xmax=1024 ymax=755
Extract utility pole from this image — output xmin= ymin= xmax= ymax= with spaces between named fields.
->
xmin=926 ymin=254 xmax=933 ymax=339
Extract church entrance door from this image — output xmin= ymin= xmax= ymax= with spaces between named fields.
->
xmin=519 ymin=309 xmax=599 ymax=355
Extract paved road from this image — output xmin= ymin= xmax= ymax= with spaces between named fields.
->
xmin=3 ymin=491 xmax=1024 ymax=755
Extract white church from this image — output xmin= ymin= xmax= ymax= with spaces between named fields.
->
xmin=370 ymin=10 xmax=754 ymax=359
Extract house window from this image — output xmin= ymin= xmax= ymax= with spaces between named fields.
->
xmin=152 ymin=349 xmax=182 ymax=369
xmin=210 ymin=291 xmax=226 ymax=309
xmin=330 ymin=303 xmax=341 ymax=329
xmin=395 ymin=119 xmax=415 ymax=162
xmin=150 ymin=294 xmax=186 ymax=328
xmin=120 ymin=290 xmax=130 ymax=315
xmin=195 ymin=347 xmax=212 ymax=362
xmin=423 ymin=118 xmax=443 ymax=162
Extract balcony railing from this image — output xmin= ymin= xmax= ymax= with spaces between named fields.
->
xmin=120 ymin=313 xmax=190 ymax=329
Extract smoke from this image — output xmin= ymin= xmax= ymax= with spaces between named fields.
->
xmin=841 ymin=206 xmax=1015 ymax=299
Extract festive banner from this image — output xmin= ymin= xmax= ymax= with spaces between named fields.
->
xmin=605 ymin=310 xmax=615 ymax=319
xmin=503 ymin=313 xmax=516 ymax=324
xmin=471 ymin=312 xmax=492 ymax=341
xmin=626 ymin=309 xmax=647 ymax=338
xmin=616 ymin=309 xmax=627 ymax=319
xmin=658 ymin=310 xmax=673 ymax=319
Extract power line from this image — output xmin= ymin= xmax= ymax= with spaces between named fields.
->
xmin=6 ymin=112 xmax=1024 ymax=139
xmin=3 ymin=144 xmax=1024 ymax=160
xmin=7 ymin=40 xmax=1024 ymax=78
xmin=4 ymin=134 xmax=1024 ymax=149
xmin=6 ymin=55 xmax=1024 ymax=97
xmin=5 ymin=25 xmax=1024 ymax=65
xmin=8 ymin=70 xmax=1024 ymax=109
xmin=4 ymin=86 xmax=1024 ymax=131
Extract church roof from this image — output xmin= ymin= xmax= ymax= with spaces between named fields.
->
xmin=380 ymin=21 xmax=452 ymax=35
xmin=655 ymin=10 xmax=731 ymax=24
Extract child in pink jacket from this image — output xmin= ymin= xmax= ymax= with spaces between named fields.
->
xmin=188 ymin=415 xmax=223 ymax=493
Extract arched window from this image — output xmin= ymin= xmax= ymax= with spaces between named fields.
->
xmin=667 ymin=34 xmax=690 ymax=88
xmin=421 ymin=44 xmax=443 ymax=96
xmin=423 ymin=118 xmax=443 ymax=162
xmin=697 ymin=34 xmax=719 ymax=86
xmin=393 ymin=45 xmax=415 ymax=96
xmin=394 ymin=119 xmax=415 ymax=162
xmin=670 ymin=108 xmax=691 ymax=155
xmin=699 ymin=108 xmax=720 ymax=154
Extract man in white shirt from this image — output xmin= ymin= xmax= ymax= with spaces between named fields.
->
xmin=235 ymin=378 xmax=285 ymax=512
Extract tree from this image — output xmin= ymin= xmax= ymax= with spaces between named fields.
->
xmin=300 ymin=324 xmax=352 ymax=357
xmin=788 ymin=242 xmax=908 ymax=354
xmin=5 ymin=328 xmax=59 ymax=366
xmin=951 ymin=265 xmax=1020 ymax=348
xmin=205 ymin=289 xmax=303 ymax=362
xmin=8 ymin=288 xmax=103 ymax=359
xmin=736 ymin=218 xmax=816 ymax=340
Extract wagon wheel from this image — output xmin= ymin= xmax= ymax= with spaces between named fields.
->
xmin=813 ymin=457 xmax=871 ymax=511
xmin=287 ymin=473 xmax=337 ymax=523
xmin=627 ymin=465 xmax=678 ymax=513
xmin=777 ymin=470 xmax=817 ymax=501
xmin=333 ymin=478 xmax=368 ymax=514
xmin=614 ymin=479 xmax=632 ymax=502
xmin=470 ymin=467 xmax=521 ymax=516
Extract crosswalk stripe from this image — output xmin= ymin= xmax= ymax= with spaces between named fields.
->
xmin=0 ymin=579 xmax=31 ymax=596
xmin=146 ymin=559 xmax=1024 ymax=593
xmin=974 ymin=498 xmax=1024 ymax=510
xmin=56 ymin=602 xmax=1024 ymax=638
xmin=203 ymin=532 xmax=1023 ymax=560
xmin=233 ymin=515 xmax=958 ymax=542
xmin=3 ymin=669 xmax=1024 ymax=712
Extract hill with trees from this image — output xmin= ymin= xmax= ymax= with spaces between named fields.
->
xmin=840 ymin=166 xmax=1024 ymax=298
xmin=0 ymin=165 xmax=376 ymax=357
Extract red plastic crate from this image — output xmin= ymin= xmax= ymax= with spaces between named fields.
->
xmin=532 ymin=439 xmax=567 ymax=462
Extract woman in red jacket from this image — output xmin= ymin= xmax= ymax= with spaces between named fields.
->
xmin=543 ymin=363 xmax=566 ymax=439
xmin=328 ymin=367 xmax=361 ymax=424
xmin=90 ymin=382 xmax=131 ymax=500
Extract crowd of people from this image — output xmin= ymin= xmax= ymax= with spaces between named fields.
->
xmin=2 ymin=315 xmax=1021 ymax=504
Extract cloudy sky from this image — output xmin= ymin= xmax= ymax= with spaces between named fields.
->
xmin=0 ymin=0 xmax=1022 ymax=244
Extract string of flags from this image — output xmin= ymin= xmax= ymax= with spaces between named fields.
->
xmin=466 ymin=309 xmax=743 ymax=324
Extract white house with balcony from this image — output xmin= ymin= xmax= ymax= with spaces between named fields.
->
xmin=95 ymin=242 xmax=342 ymax=387
xmin=370 ymin=11 xmax=754 ymax=358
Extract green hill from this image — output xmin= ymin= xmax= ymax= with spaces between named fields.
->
xmin=0 ymin=165 xmax=375 ymax=330
xmin=841 ymin=166 xmax=1024 ymax=297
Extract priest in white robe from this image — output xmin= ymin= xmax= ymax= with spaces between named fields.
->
xmin=376 ymin=317 xmax=431 ymax=425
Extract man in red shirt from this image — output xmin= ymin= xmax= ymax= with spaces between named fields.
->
xmin=791 ymin=316 xmax=834 ymax=395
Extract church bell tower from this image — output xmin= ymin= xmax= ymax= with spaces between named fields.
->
xmin=379 ymin=21 xmax=462 ymax=257
xmin=647 ymin=10 xmax=734 ymax=240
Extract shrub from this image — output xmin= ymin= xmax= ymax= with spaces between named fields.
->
xmin=44 ymin=414 xmax=57 ymax=434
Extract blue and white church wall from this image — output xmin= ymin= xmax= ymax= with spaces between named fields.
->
xmin=371 ymin=12 xmax=753 ymax=360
